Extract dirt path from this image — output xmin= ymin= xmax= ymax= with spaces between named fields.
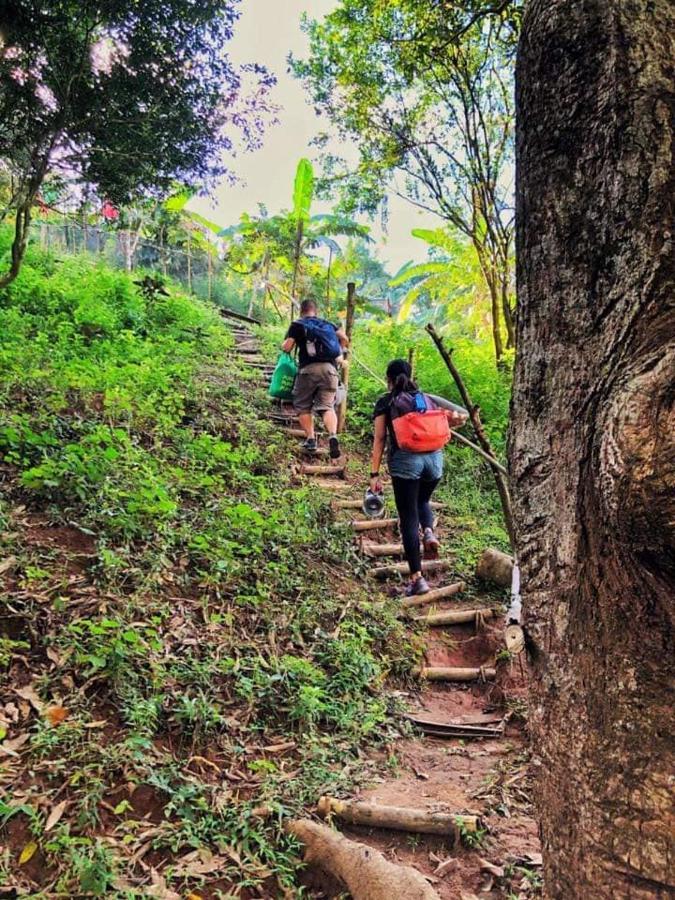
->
xmin=229 ymin=318 xmax=541 ymax=899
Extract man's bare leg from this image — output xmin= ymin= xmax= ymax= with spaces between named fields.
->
xmin=298 ymin=411 xmax=314 ymax=439
xmin=321 ymin=408 xmax=338 ymax=436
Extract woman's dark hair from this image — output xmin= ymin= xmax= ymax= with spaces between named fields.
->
xmin=386 ymin=358 xmax=418 ymax=395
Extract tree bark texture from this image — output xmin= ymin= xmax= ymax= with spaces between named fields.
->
xmin=511 ymin=2 xmax=674 ymax=898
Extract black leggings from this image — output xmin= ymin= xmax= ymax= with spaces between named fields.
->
xmin=391 ymin=477 xmax=440 ymax=575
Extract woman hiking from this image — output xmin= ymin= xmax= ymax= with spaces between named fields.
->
xmin=369 ymin=359 xmax=467 ymax=597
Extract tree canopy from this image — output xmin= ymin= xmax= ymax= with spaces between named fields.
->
xmin=0 ymin=0 xmax=276 ymax=285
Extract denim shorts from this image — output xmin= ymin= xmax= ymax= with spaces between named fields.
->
xmin=388 ymin=448 xmax=444 ymax=481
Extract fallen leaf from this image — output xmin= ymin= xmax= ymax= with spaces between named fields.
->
xmin=19 ymin=841 xmax=38 ymax=865
xmin=15 ymin=685 xmax=44 ymax=713
xmin=479 ymin=858 xmax=505 ymax=878
xmin=45 ymin=800 xmax=68 ymax=832
xmin=187 ymin=895 xmax=203 ymax=900
xmin=0 ymin=733 xmax=30 ymax=756
xmin=45 ymin=706 xmax=69 ymax=726
xmin=433 ymin=857 xmax=458 ymax=877
xmin=0 ymin=556 xmax=17 ymax=575
xmin=46 ymin=647 xmax=61 ymax=666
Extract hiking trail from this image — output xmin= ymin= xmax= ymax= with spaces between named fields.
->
xmin=226 ymin=315 xmax=542 ymax=900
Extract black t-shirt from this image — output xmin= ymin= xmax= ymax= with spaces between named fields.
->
xmin=373 ymin=392 xmax=398 ymax=454
xmin=286 ymin=318 xmax=339 ymax=369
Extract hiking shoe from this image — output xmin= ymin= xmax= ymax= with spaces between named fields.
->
xmin=328 ymin=435 xmax=341 ymax=460
xmin=423 ymin=528 xmax=440 ymax=559
xmin=405 ymin=576 xmax=430 ymax=597
xmin=303 ymin=437 xmax=318 ymax=453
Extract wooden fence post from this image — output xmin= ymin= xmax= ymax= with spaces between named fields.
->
xmin=337 ymin=282 xmax=356 ymax=434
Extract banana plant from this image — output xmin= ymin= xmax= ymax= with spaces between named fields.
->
xmin=391 ymin=227 xmax=490 ymax=334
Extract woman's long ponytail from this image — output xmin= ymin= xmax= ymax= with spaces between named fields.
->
xmin=386 ymin=359 xmax=418 ymax=396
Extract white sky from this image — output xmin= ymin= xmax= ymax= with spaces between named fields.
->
xmin=190 ymin=0 xmax=440 ymax=271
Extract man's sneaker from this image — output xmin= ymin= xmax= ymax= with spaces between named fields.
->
xmin=303 ymin=437 xmax=318 ymax=453
xmin=423 ymin=528 xmax=440 ymax=559
xmin=328 ymin=435 xmax=341 ymax=460
xmin=405 ymin=576 xmax=430 ymax=597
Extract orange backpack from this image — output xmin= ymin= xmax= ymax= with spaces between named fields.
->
xmin=390 ymin=391 xmax=451 ymax=453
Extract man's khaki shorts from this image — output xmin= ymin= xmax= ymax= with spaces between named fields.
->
xmin=292 ymin=362 xmax=338 ymax=412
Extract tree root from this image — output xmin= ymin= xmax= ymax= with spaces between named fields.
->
xmin=287 ymin=818 xmax=440 ymax=900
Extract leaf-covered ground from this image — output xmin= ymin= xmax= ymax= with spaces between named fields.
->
xmin=0 ymin=237 xmax=415 ymax=897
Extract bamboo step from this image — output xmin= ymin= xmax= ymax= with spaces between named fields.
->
xmin=362 ymin=541 xmax=413 ymax=558
xmin=371 ymin=559 xmax=453 ymax=580
xmin=400 ymin=581 xmax=466 ymax=609
xmin=410 ymin=608 xmax=497 ymax=627
xmin=415 ymin=666 xmax=496 ymax=682
xmin=299 ymin=464 xmax=346 ymax=478
xmin=351 ymin=517 xmax=399 ymax=532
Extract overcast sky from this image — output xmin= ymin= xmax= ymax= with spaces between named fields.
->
xmin=190 ymin=0 xmax=440 ymax=272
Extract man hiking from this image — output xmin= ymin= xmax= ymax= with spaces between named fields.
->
xmin=282 ymin=298 xmax=348 ymax=458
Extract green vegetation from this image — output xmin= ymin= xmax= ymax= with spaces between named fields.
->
xmin=0 ymin=230 xmax=413 ymax=896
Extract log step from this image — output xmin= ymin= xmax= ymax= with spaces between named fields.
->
xmin=400 ymin=581 xmax=466 ymax=609
xmin=295 ymin=447 xmax=329 ymax=458
xmin=351 ymin=517 xmax=399 ymax=532
xmin=409 ymin=608 xmax=497 ymax=627
xmin=405 ymin=715 xmax=505 ymax=740
xmin=279 ymin=427 xmax=307 ymax=438
xmin=310 ymin=479 xmax=352 ymax=491
xmin=362 ymin=541 xmax=413 ymax=558
xmin=235 ymin=347 xmax=262 ymax=355
xmin=415 ymin=666 xmax=496 ymax=682
xmin=299 ymin=464 xmax=346 ymax=477
xmin=317 ymin=796 xmax=479 ymax=837
xmin=371 ymin=559 xmax=453 ymax=580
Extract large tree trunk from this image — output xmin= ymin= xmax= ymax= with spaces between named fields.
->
xmin=510 ymin=3 xmax=674 ymax=898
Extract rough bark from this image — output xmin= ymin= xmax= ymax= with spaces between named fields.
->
xmin=511 ymin=2 xmax=675 ymax=897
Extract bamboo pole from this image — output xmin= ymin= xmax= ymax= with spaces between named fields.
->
xmin=415 ymin=666 xmax=496 ymax=682
xmin=411 ymin=608 xmax=497 ymax=627
xmin=361 ymin=541 xmax=410 ymax=557
xmin=317 ymin=796 xmax=479 ymax=837
xmin=371 ymin=559 xmax=453 ymax=580
xmin=425 ymin=324 xmax=514 ymax=547
xmin=299 ymin=463 xmax=346 ymax=477
xmin=351 ymin=518 xmax=399 ymax=532
xmin=400 ymin=581 xmax=466 ymax=609
xmin=337 ymin=282 xmax=356 ymax=434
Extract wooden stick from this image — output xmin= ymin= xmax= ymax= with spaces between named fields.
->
xmin=371 ymin=559 xmax=453 ymax=580
xmin=317 ymin=796 xmax=479 ymax=837
xmin=287 ymin=819 xmax=441 ymax=900
xmin=334 ymin=498 xmax=368 ymax=509
xmin=400 ymin=581 xmax=465 ymax=608
xmin=411 ymin=608 xmax=498 ymax=627
xmin=299 ymin=463 xmax=346 ymax=477
xmin=415 ymin=666 xmax=496 ymax=682
xmin=362 ymin=541 xmax=410 ymax=557
xmin=351 ymin=517 xmax=399 ymax=532
xmin=425 ymin=323 xmax=514 ymax=547
xmin=337 ymin=281 xmax=356 ymax=434
xmin=279 ymin=427 xmax=306 ymax=438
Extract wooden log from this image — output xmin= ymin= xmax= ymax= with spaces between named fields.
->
xmin=371 ymin=559 xmax=453 ymax=580
xmin=411 ymin=608 xmax=498 ymax=627
xmin=362 ymin=541 xmax=411 ymax=557
xmin=299 ymin=463 xmax=346 ymax=477
xmin=400 ymin=581 xmax=465 ymax=609
xmin=317 ymin=796 xmax=479 ymax=837
xmin=351 ymin=517 xmax=399 ymax=532
xmin=476 ymin=548 xmax=513 ymax=588
xmin=235 ymin=347 xmax=262 ymax=355
xmin=279 ymin=427 xmax=306 ymax=438
xmin=295 ymin=446 xmax=329 ymax=458
xmin=311 ymin=478 xmax=352 ymax=491
xmin=220 ymin=307 xmax=261 ymax=325
xmin=286 ymin=819 xmax=441 ymax=900
xmin=416 ymin=666 xmax=496 ymax=682
xmin=334 ymin=498 xmax=368 ymax=509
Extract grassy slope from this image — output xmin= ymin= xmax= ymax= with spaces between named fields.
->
xmin=0 ymin=237 xmax=413 ymax=897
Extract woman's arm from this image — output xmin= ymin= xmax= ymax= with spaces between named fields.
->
xmin=370 ymin=415 xmax=387 ymax=491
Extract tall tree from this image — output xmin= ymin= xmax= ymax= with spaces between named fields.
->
xmin=510 ymin=1 xmax=674 ymax=897
xmin=0 ymin=0 xmax=274 ymax=286
xmin=293 ymin=0 xmax=520 ymax=363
